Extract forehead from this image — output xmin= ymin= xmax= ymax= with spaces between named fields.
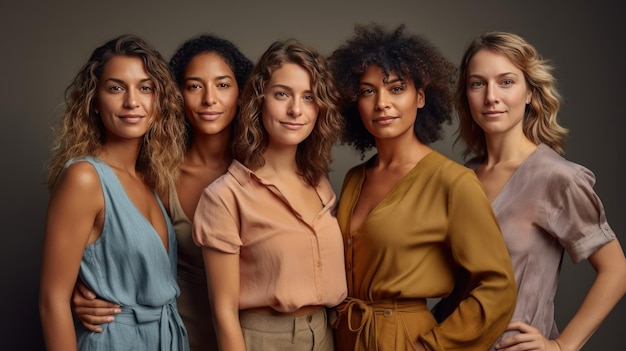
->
xmin=101 ymin=55 xmax=149 ymax=80
xmin=468 ymin=49 xmax=521 ymax=75
xmin=359 ymin=64 xmax=407 ymax=84
xmin=185 ymin=52 xmax=234 ymax=76
xmin=268 ymin=63 xmax=312 ymax=89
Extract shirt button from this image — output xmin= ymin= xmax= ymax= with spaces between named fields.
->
xmin=347 ymin=238 xmax=352 ymax=245
xmin=346 ymin=263 xmax=352 ymax=270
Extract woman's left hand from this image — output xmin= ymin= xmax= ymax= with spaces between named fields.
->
xmin=495 ymin=321 xmax=562 ymax=351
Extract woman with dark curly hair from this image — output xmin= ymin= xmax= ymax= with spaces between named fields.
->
xmin=192 ymin=39 xmax=347 ymax=351
xmin=328 ymin=23 xmax=517 ymax=350
xmin=39 ymin=34 xmax=189 ymax=350
xmin=451 ymin=31 xmax=626 ymax=351
xmin=70 ymin=34 xmax=254 ymax=350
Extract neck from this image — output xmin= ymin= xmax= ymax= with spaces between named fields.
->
xmin=186 ymin=131 xmax=232 ymax=166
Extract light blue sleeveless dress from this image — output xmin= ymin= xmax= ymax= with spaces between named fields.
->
xmin=71 ymin=157 xmax=189 ymax=351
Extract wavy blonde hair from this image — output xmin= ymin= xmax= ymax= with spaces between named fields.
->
xmin=233 ymin=39 xmax=344 ymax=186
xmin=46 ymin=34 xmax=185 ymax=194
xmin=455 ymin=31 xmax=568 ymax=160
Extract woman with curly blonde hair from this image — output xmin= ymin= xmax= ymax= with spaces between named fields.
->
xmin=39 ymin=34 xmax=188 ymax=350
xmin=452 ymin=31 xmax=626 ymax=351
xmin=193 ymin=39 xmax=347 ymax=351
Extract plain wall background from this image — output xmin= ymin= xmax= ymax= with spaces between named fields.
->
xmin=1 ymin=1 xmax=623 ymax=349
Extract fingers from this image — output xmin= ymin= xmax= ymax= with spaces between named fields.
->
xmin=76 ymin=281 xmax=97 ymax=299
xmin=74 ymin=306 xmax=121 ymax=333
xmin=506 ymin=320 xmax=539 ymax=333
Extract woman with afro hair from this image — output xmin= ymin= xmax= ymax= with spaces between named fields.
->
xmin=328 ymin=23 xmax=517 ymax=350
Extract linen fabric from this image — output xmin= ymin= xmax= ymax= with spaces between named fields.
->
xmin=239 ymin=308 xmax=334 ymax=351
xmin=169 ymin=185 xmax=217 ymax=350
xmin=193 ymin=160 xmax=347 ymax=313
xmin=466 ymin=144 xmax=617 ymax=349
xmin=72 ymin=157 xmax=189 ymax=351
xmin=334 ymin=151 xmax=516 ymax=351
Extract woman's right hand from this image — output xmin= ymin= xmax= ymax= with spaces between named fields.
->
xmin=72 ymin=280 xmax=121 ymax=332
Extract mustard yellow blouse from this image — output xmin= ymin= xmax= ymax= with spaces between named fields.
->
xmin=334 ymin=151 xmax=516 ymax=350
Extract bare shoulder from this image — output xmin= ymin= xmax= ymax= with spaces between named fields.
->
xmin=54 ymin=161 xmax=102 ymax=194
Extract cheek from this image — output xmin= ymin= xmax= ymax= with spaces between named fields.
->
xmin=357 ymin=100 xmax=373 ymax=122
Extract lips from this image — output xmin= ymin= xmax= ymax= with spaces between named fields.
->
xmin=197 ymin=111 xmax=222 ymax=121
xmin=281 ymin=122 xmax=305 ymax=130
xmin=119 ymin=114 xmax=144 ymax=123
xmin=373 ymin=116 xmax=397 ymax=124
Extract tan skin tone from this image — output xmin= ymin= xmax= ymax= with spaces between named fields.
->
xmin=204 ymin=63 xmax=323 ymax=351
xmin=351 ymin=65 xmax=428 ymax=350
xmin=467 ymin=49 xmax=626 ymax=351
xmin=71 ymin=52 xmax=239 ymax=332
xmin=39 ymin=56 xmax=167 ymax=351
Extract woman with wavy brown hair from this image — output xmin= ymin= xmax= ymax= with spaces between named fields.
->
xmin=192 ymin=39 xmax=347 ymax=351
xmin=39 ymin=34 xmax=188 ymax=350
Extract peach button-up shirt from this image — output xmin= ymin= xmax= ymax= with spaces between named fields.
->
xmin=193 ymin=160 xmax=347 ymax=313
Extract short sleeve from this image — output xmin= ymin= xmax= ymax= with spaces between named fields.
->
xmin=192 ymin=184 xmax=242 ymax=254
xmin=545 ymin=165 xmax=616 ymax=263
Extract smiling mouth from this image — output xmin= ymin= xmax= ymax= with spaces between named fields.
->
xmin=374 ymin=116 xmax=396 ymax=124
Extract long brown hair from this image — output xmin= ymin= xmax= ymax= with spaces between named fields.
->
xmin=46 ymin=34 xmax=185 ymax=193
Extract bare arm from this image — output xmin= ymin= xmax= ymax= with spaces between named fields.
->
xmin=203 ymin=247 xmax=246 ymax=351
xmin=39 ymin=163 xmax=103 ymax=351
xmin=72 ymin=280 xmax=121 ymax=332
xmin=497 ymin=239 xmax=626 ymax=351
xmin=554 ymin=239 xmax=626 ymax=350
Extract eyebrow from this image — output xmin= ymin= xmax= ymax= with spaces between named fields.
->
xmin=269 ymin=84 xmax=312 ymax=94
xmin=359 ymin=77 xmax=404 ymax=86
xmin=105 ymin=77 xmax=152 ymax=84
xmin=468 ymin=72 xmax=520 ymax=79
xmin=183 ymin=75 xmax=234 ymax=83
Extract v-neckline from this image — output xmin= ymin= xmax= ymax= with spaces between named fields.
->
xmin=94 ymin=157 xmax=171 ymax=254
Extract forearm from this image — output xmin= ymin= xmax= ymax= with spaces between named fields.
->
xmin=214 ymin=311 xmax=246 ymax=351
xmin=556 ymin=269 xmax=626 ymax=351
xmin=40 ymin=299 xmax=78 ymax=351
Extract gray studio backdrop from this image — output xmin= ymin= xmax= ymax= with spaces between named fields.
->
xmin=1 ymin=1 xmax=623 ymax=350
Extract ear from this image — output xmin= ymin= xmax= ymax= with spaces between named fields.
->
xmin=526 ymin=89 xmax=532 ymax=104
xmin=416 ymin=88 xmax=426 ymax=108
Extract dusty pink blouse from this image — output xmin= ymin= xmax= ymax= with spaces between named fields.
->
xmin=467 ymin=144 xmax=616 ymax=347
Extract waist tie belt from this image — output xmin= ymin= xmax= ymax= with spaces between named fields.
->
xmin=116 ymin=301 xmax=189 ymax=351
xmin=336 ymin=297 xmax=428 ymax=351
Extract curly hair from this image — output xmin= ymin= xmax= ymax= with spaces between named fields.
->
xmin=46 ymin=34 xmax=186 ymax=194
xmin=328 ymin=23 xmax=457 ymax=157
xmin=169 ymin=34 xmax=253 ymax=146
xmin=233 ymin=39 xmax=344 ymax=186
xmin=455 ymin=31 xmax=568 ymax=160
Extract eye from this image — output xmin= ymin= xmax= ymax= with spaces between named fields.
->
xmin=390 ymin=84 xmax=405 ymax=93
xmin=469 ymin=80 xmax=485 ymax=89
xmin=359 ymin=88 xmax=374 ymax=96
xmin=303 ymin=94 xmax=314 ymax=102
xmin=139 ymin=84 xmax=154 ymax=93
xmin=275 ymin=91 xmax=288 ymax=99
xmin=186 ymin=83 xmax=202 ymax=91
xmin=217 ymin=82 xmax=231 ymax=89
xmin=501 ymin=79 xmax=513 ymax=86
xmin=107 ymin=85 xmax=124 ymax=93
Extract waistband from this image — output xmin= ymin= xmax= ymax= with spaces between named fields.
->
xmin=335 ymin=298 xmax=428 ymax=350
xmin=239 ymin=307 xmax=329 ymax=333
xmin=115 ymin=301 xmax=189 ymax=351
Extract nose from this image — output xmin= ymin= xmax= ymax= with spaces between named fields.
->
xmin=375 ymin=90 xmax=389 ymax=111
xmin=124 ymin=89 xmax=139 ymax=109
xmin=203 ymin=86 xmax=216 ymax=105
xmin=288 ymin=98 xmax=302 ymax=117
xmin=484 ymin=83 xmax=499 ymax=105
